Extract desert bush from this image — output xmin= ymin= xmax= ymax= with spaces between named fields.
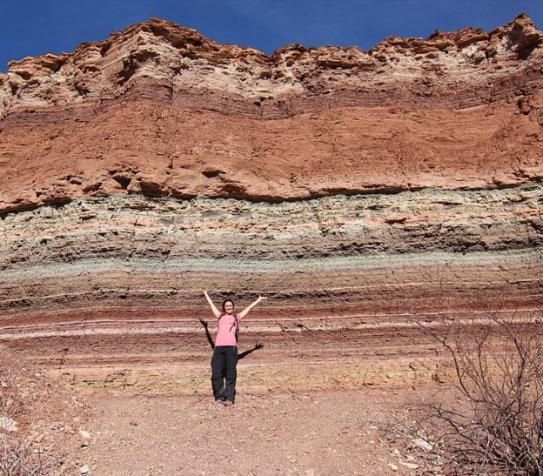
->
xmin=421 ymin=313 xmax=543 ymax=475
xmin=0 ymin=355 xmax=58 ymax=475
xmin=0 ymin=434 xmax=53 ymax=476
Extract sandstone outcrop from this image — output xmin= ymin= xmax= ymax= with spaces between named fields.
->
xmin=0 ymin=14 xmax=542 ymax=213
xmin=0 ymin=15 xmax=541 ymax=393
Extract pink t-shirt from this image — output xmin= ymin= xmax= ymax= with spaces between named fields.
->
xmin=215 ymin=313 xmax=240 ymax=347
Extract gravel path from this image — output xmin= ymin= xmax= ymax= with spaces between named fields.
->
xmin=81 ymin=388 xmax=444 ymax=475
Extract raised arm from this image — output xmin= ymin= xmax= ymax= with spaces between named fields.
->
xmin=203 ymin=291 xmax=221 ymax=318
xmin=238 ymin=296 xmax=266 ymax=319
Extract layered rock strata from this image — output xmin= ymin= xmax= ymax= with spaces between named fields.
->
xmin=1 ymin=189 xmax=541 ymax=392
xmin=0 ymin=15 xmax=542 ymax=393
xmin=1 ymin=14 xmax=543 ymax=212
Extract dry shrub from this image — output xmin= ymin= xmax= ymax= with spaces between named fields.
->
xmin=422 ymin=314 xmax=543 ymax=475
xmin=0 ymin=434 xmax=55 ymax=476
xmin=0 ymin=366 xmax=54 ymax=475
xmin=0 ymin=383 xmax=50 ymax=475
xmin=0 ymin=348 xmax=77 ymax=475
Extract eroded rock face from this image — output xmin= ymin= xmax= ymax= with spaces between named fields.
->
xmin=0 ymin=14 xmax=542 ymax=213
xmin=0 ymin=15 xmax=541 ymax=393
xmin=1 ymin=14 xmax=542 ymax=114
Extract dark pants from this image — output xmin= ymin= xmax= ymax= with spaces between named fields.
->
xmin=211 ymin=346 xmax=238 ymax=402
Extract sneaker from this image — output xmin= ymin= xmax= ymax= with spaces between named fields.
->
xmin=215 ymin=398 xmax=226 ymax=404
xmin=223 ymin=400 xmax=234 ymax=406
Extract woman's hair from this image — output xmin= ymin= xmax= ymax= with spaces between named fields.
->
xmin=222 ymin=299 xmax=235 ymax=312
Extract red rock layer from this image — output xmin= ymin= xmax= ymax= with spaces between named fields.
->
xmin=0 ymin=14 xmax=542 ymax=212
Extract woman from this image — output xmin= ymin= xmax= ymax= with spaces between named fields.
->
xmin=199 ymin=318 xmax=264 ymax=358
xmin=203 ymin=291 xmax=265 ymax=405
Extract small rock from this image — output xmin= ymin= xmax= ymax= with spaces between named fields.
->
xmin=80 ymin=464 xmax=90 ymax=475
xmin=0 ymin=416 xmax=18 ymax=432
xmin=388 ymin=463 xmax=398 ymax=472
xmin=400 ymin=461 xmax=419 ymax=469
xmin=413 ymin=437 xmax=433 ymax=451
xmin=80 ymin=430 xmax=91 ymax=447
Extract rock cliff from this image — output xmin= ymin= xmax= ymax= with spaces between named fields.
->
xmin=0 ymin=15 xmax=541 ymax=393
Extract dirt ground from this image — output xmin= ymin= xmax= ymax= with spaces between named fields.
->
xmin=81 ymin=386 xmax=447 ymax=475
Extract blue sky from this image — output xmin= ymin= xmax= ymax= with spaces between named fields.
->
xmin=1 ymin=0 xmax=542 ymax=72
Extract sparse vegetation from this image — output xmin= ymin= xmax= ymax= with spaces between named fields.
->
xmin=0 ymin=367 xmax=53 ymax=476
xmin=0 ymin=434 xmax=53 ymax=476
xmin=419 ymin=313 xmax=543 ymax=475
xmin=0 ymin=347 xmax=85 ymax=475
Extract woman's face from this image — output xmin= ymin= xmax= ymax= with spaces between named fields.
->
xmin=224 ymin=301 xmax=234 ymax=314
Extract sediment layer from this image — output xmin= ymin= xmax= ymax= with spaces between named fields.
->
xmin=0 ymin=190 xmax=541 ymax=392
